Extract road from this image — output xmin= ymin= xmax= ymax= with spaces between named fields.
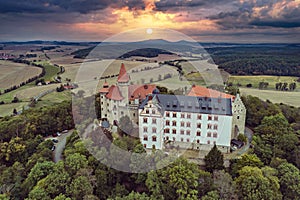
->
xmin=53 ymin=131 xmax=73 ymax=162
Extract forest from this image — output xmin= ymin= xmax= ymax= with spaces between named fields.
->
xmin=0 ymin=94 xmax=299 ymax=199
xmin=207 ymin=45 xmax=300 ymax=76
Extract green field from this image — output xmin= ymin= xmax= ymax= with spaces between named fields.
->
xmin=0 ymin=102 xmax=28 ymax=117
xmin=35 ymin=90 xmax=71 ymax=108
xmin=34 ymin=61 xmax=60 ymax=81
xmin=228 ymin=75 xmax=298 ymax=89
xmin=240 ymin=88 xmax=300 ymax=107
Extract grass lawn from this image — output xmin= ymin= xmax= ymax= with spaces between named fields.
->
xmin=0 ymin=102 xmax=29 ymax=117
xmin=228 ymin=75 xmax=298 ymax=89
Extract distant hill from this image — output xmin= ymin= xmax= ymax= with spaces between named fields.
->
xmin=119 ymin=48 xmax=174 ymax=58
xmin=69 ymin=39 xmax=300 ymax=76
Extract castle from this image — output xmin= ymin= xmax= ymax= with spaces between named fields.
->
xmin=100 ymin=63 xmax=246 ymax=152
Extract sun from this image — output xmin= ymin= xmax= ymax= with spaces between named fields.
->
xmin=146 ymin=28 xmax=153 ymax=35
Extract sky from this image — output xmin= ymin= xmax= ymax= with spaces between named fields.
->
xmin=0 ymin=0 xmax=300 ymax=43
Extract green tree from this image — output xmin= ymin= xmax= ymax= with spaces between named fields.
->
xmin=65 ymin=153 xmax=88 ymax=175
xmin=213 ymin=170 xmax=237 ymax=200
xmin=201 ymin=190 xmax=219 ymax=200
xmin=54 ymin=194 xmax=72 ymax=200
xmin=27 ymin=186 xmax=51 ymax=200
xmin=204 ymin=145 xmax=224 ymax=173
xmin=235 ymin=166 xmax=282 ymax=200
xmin=146 ymin=158 xmax=200 ymax=200
xmin=67 ymin=176 xmax=93 ymax=200
xmin=111 ymin=191 xmax=151 ymax=200
xmin=230 ymin=154 xmax=264 ymax=177
xmin=277 ymin=162 xmax=300 ymax=200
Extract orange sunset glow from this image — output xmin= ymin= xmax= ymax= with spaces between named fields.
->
xmin=0 ymin=0 xmax=299 ymax=42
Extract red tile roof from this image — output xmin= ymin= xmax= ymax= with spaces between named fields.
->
xmin=188 ymin=85 xmax=235 ymax=99
xmin=99 ymin=80 xmax=109 ymax=93
xmin=99 ymin=87 xmax=109 ymax=93
xmin=117 ymin=63 xmax=130 ymax=83
xmin=106 ymin=85 xmax=124 ymax=100
xmin=128 ymin=84 xmax=156 ymax=100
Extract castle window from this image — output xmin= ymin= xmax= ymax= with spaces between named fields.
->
xmin=207 ymin=132 xmax=212 ymax=137
xmin=146 ymin=109 xmax=149 ymax=114
xmin=181 ymin=138 xmax=184 ymax=142
xmin=197 ymin=123 xmax=201 ymax=129
xmin=166 ymin=120 xmax=170 ymax=126
xmin=197 ymin=139 xmax=200 ymax=144
xmin=214 ymin=125 xmax=218 ymax=130
xmin=166 ymin=112 xmax=170 ymax=117
xmin=214 ymin=116 xmax=218 ymax=121
xmin=172 ymin=121 xmax=177 ymax=126
xmin=143 ymin=144 xmax=147 ymax=148
xmin=237 ymin=116 xmax=240 ymax=119
xmin=181 ymin=113 xmax=185 ymax=118
xmin=173 ymin=112 xmax=177 ymax=118
xmin=152 ymin=110 xmax=155 ymax=114
xmin=208 ymin=115 xmax=212 ymax=120
xmin=152 ymin=118 xmax=157 ymax=124
xmin=213 ymin=132 xmax=218 ymax=138
xmin=143 ymin=118 xmax=148 ymax=123
xmin=152 ymin=127 xmax=157 ymax=133
xmin=186 ymin=130 xmax=191 ymax=135
xmin=152 ymin=145 xmax=156 ymax=149
xmin=164 ymin=128 xmax=170 ymax=133
xmin=197 ymin=131 xmax=201 ymax=136
xmin=187 ymin=122 xmax=191 ymax=127
xmin=207 ymin=124 xmax=212 ymax=129
xmin=187 ymin=114 xmax=191 ymax=119
xmin=197 ymin=114 xmax=202 ymax=120
xmin=144 ymin=135 xmax=148 ymax=141
xmin=152 ymin=136 xmax=157 ymax=142
xmin=172 ymin=129 xmax=176 ymax=134
xmin=181 ymin=122 xmax=184 ymax=127
xmin=143 ymin=127 xmax=148 ymax=133
xmin=166 ymin=136 xmax=169 ymax=141
xmin=187 ymin=138 xmax=190 ymax=142
xmin=207 ymin=140 xmax=210 ymax=144
xmin=180 ymin=130 xmax=184 ymax=135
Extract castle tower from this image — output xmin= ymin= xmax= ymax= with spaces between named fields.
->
xmin=231 ymin=93 xmax=246 ymax=138
xmin=117 ymin=63 xmax=130 ymax=106
xmin=99 ymin=80 xmax=109 ymax=119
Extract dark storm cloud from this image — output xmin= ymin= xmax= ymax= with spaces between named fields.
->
xmin=208 ymin=0 xmax=300 ymax=29
xmin=250 ymin=21 xmax=300 ymax=28
xmin=155 ymin=0 xmax=235 ymax=11
xmin=0 ymin=0 xmax=146 ymax=14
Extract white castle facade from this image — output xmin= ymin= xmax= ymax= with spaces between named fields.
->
xmin=100 ymin=64 xmax=246 ymax=152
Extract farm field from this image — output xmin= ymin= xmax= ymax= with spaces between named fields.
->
xmin=0 ymin=60 xmax=42 ymax=89
xmin=240 ymin=87 xmax=300 ymax=107
xmin=228 ymin=75 xmax=298 ymax=89
xmin=35 ymin=90 xmax=71 ymax=108
xmin=34 ymin=61 xmax=60 ymax=81
xmin=0 ymin=84 xmax=59 ymax=103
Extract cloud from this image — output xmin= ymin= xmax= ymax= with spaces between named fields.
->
xmin=208 ymin=0 xmax=300 ymax=29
